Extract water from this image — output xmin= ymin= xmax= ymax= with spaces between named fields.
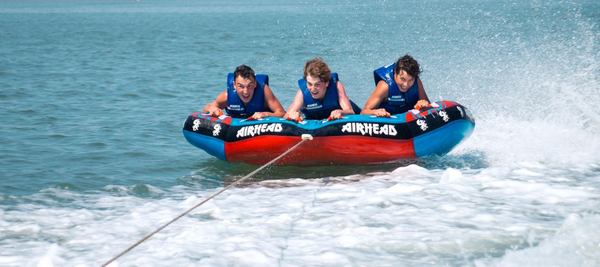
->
xmin=1 ymin=0 xmax=599 ymax=266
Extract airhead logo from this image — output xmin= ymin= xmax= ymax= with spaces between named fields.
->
xmin=192 ymin=119 xmax=200 ymax=131
xmin=236 ymin=123 xmax=283 ymax=138
xmin=227 ymin=104 xmax=243 ymax=111
xmin=416 ymin=119 xmax=428 ymax=131
xmin=212 ymin=124 xmax=222 ymax=136
xmin=439 ymin=111 xmax=449 ymax=122
xmin=341 ymin=123 xmax=397 ymax=136
xmin=305 ymin=103 xmax=322 ymax=110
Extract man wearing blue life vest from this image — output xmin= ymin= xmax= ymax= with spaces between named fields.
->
xmin=361 ymin=54 xmax=430 ymax=117
xmin=203 ymin=64 xmax=285 ymax=119
xmin=284 ymin=57 xmax=361 ymax=121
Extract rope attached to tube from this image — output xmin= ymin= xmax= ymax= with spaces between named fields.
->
xmin=102 ymin=134 xmax=313 ymax=266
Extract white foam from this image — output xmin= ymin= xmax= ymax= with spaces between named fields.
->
xmin=36 ymin=244 xmax=62 ymax=267
xmin=478 ymin=214 xmax=600 ymax=267
xmin=382 ymin=183 xmax=424 ymax=194
xmin=481 ymin=178 xmax=594 ymax=204
xmin=390 ymin=164 xmax=430 ymax=177
xmin=439 ymin=168 xmax=464 ymax=183
xmin=0 ymin=257 xmax=22 ymax=266
xmin=0 ymin=160 xmax=598 ymax=266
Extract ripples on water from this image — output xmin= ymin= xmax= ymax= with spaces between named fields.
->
xmin=1 ymin=0 xmax=599 ymax=266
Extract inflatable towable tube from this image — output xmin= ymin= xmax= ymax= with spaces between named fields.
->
xmin=182 ymin=100 xmax=475 ymax=165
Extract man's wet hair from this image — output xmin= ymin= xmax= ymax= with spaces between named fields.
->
xmin=304 ymin=57 xmax=331 ymax=82
xmin=394 ymin=54 xmax=421 ymax=79
xmin=234 ymin=64 xmax=256 ymax=81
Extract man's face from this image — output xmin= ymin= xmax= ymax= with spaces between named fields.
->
xmin=234 ymin=76 xmax=257 ymax=103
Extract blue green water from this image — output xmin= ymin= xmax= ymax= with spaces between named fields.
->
xmin=1 ymin=0 xmax=599 ymax=266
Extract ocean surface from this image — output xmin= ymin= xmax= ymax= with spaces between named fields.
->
xmin=1 ymin=0 xmax=599 ymax=266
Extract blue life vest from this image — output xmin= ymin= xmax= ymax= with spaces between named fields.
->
xmin=226 ymin=73 xmax=270 ymax=118
xmin=298 ymin=73 xmax=361 ymax=120
xmin=373 ymin=63 xmax=420 ymax=115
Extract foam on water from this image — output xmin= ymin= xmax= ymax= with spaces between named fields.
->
xmin=2 ymin=163 xmax=599 ymax=266
xmin=461 ymin=115 xmax=600 ymax=167
xmin=476 ymin=214 xmax=600 ymax=267
xmin=448 ymin=3 xmax=600 ymax=169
